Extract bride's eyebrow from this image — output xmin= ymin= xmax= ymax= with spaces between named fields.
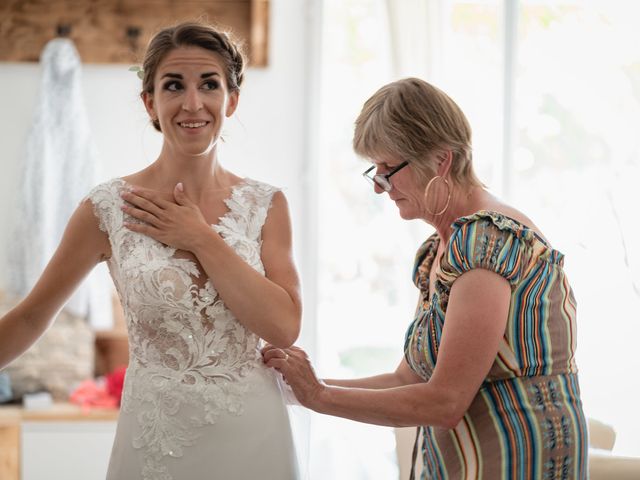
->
xmin=160 ymin=72 xmax=220 ymax=79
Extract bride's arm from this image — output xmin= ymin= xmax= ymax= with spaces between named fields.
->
xmin=122 ymin=186 xmax=302 ymax=348
xmin=190 ymin=191 xmax=302 ymax=347
xmin=0 ymin=200 xmax=109 ymax=369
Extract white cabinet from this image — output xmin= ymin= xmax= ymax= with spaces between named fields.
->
xmin=0 ymin=404 xmax=119 ymax=480
xmin=21 ymin=421 xmax=116 ymax=480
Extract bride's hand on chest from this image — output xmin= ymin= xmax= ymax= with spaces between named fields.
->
xmin=120 ymin=183 xmax=213 ymax=252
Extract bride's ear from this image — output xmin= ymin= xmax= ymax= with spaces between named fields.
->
xmin=142 ymin=92 xmax=156 ymax=121
xmin=225 ymin=91 xmax=239 ymax=117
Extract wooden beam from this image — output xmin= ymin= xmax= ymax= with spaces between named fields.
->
xmin=0 ymin=0 xmax=269 ymax=66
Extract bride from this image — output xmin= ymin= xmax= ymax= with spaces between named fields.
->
xmin=0 ymin=21 xmax=302 ymax=480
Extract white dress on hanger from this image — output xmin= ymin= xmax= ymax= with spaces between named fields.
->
xmin=87 ymin=177 xmax=299 ymax=480
xmin=10 ymin=38 xmax=111 ymax=328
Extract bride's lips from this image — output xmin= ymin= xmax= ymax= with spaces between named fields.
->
xmin=176 ymin=120 xmax=211 ymax=131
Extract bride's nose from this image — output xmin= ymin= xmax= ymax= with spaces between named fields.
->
xmin=182 ymin=86 xmax=203 ymax=112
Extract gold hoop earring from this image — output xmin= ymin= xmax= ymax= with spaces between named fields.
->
xmin=424 ymin=176 xmax=451 ymax=216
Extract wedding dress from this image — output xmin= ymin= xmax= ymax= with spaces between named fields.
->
xmin=87 ymin=177 xmax=299 ymax=480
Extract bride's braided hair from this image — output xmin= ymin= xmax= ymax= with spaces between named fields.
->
xmin=140 ymin=21 xmax=246 ymax=132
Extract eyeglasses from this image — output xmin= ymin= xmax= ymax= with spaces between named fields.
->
xmin=362 ymin=161 xmax=409 ymax=192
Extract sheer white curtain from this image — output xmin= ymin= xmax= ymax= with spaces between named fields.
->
xmin=385 ymin=0 xmax=442 ymax=81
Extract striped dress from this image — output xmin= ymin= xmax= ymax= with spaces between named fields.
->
xmin=404 ymin=211 xmax=588 ymax=479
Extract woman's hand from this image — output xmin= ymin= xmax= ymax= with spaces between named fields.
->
xmin=262 ymin=344 xmax=326 ymax=409
xmin=121 ymin=183 xmax=211 ymax=251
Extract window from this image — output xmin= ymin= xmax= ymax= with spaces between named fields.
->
xmin=313 ymin=1 xmax=640 ymax=476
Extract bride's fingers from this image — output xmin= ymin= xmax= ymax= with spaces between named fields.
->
xmin=121 ymin=204 xmax=160 ymax=226
xmin=127 ymin=186 xmax=174 ymax=210
xmin=121 ymin=191 xmax=165 ymax=217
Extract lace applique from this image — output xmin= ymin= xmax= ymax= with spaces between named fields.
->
xmin=87 ymin=178 xmax=279 ymax=480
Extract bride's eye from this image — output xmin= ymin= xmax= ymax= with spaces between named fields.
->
xmin=163 ymin=80 xmax=183 ymax=92
xmin=202 ymin=80 xmax=219 ymax=91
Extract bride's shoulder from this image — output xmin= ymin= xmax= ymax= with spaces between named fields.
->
xmin=87 ymin=177 xmax=127 ymax=197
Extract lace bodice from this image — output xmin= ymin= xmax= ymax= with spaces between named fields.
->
xmin=87 ymin=177 xmax=280 ymax=480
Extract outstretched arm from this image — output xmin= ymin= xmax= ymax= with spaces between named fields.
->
xmin=121 ymin=184 xmax=302 ymax=348
xmin=0 ymin=200 xmax=109 ymax=369
xmin=264 ymin=268 xmax=510 ymax=429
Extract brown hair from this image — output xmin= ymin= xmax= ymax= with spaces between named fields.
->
xmin=141 ymin=21 xmax=246 ymax=131
xmin=353 ymin=77 xmax=482 ymax=187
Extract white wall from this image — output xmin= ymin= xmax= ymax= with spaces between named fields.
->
xmin=0 ymin=1 xmax=314 ymax=335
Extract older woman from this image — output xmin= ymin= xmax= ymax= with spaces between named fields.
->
xmin=263 ymin=77 xmax=588 ymax=479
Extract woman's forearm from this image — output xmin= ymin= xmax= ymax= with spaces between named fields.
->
xmin=191 ymin=229 xmax=301 ymax=347
xmin=324 ymin=358 xmax=425 ymax=389
xmin=325 ymin=373 xmax=405 ymax=389
xmin=312 ymin=383 xmax=461 ymax=429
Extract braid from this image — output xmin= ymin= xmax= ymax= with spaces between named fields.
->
xmin=211 ymin=29 xmax=245 ymax=91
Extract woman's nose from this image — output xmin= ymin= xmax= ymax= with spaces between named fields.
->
xmin=182 ymin=87 xmax=203 ymax=112
xmin=373 ymin=182 xmax=385 ymax=195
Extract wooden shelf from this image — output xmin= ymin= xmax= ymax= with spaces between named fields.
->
xmin=0 ymin=402 xmax=119 ymax=426
xmin=0 ymin=0 xmax=269 ymax=66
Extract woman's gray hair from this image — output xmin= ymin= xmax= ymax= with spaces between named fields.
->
xmin=353 ymin=77 xmax=482 ymax=187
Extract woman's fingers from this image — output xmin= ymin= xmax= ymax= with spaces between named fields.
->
xmin=265 ymin=357 xmax=287 ymax=370
xmin=261 ymin=344 xmax=277 ymax=355
xmin=262 ymin=346 xmax=290 ymax=362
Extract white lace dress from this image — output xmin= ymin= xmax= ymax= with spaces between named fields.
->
xmin=87 ymin=178 xmax=299 ymax=480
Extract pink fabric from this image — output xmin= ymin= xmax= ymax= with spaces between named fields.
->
xmin=69 ymin=366 xmax=126 ymax=410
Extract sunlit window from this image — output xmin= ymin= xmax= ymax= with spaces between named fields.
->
xmin=510 ymin=1 xmax=640 ymax=456
xmin=314 ymin=1 xmax=640 ymax=476
xmin=314 ymin=1 xmax=422 ymax=477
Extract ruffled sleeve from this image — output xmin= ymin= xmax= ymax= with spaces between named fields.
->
xmin=440 ymin=212 xmax=532 ymax=286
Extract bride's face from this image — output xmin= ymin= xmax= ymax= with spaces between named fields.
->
xmin=142 ymin=46 xmax=239 ymax=157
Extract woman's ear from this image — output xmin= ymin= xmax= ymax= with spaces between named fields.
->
xmin=225 ymin=90 xmax=239 ymax=117
xmin=436 ymin=150 xmax=453 ymax=177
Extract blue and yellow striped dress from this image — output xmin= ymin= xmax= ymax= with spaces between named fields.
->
xmin=404 ymin=211 xmax=588 ymax=479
